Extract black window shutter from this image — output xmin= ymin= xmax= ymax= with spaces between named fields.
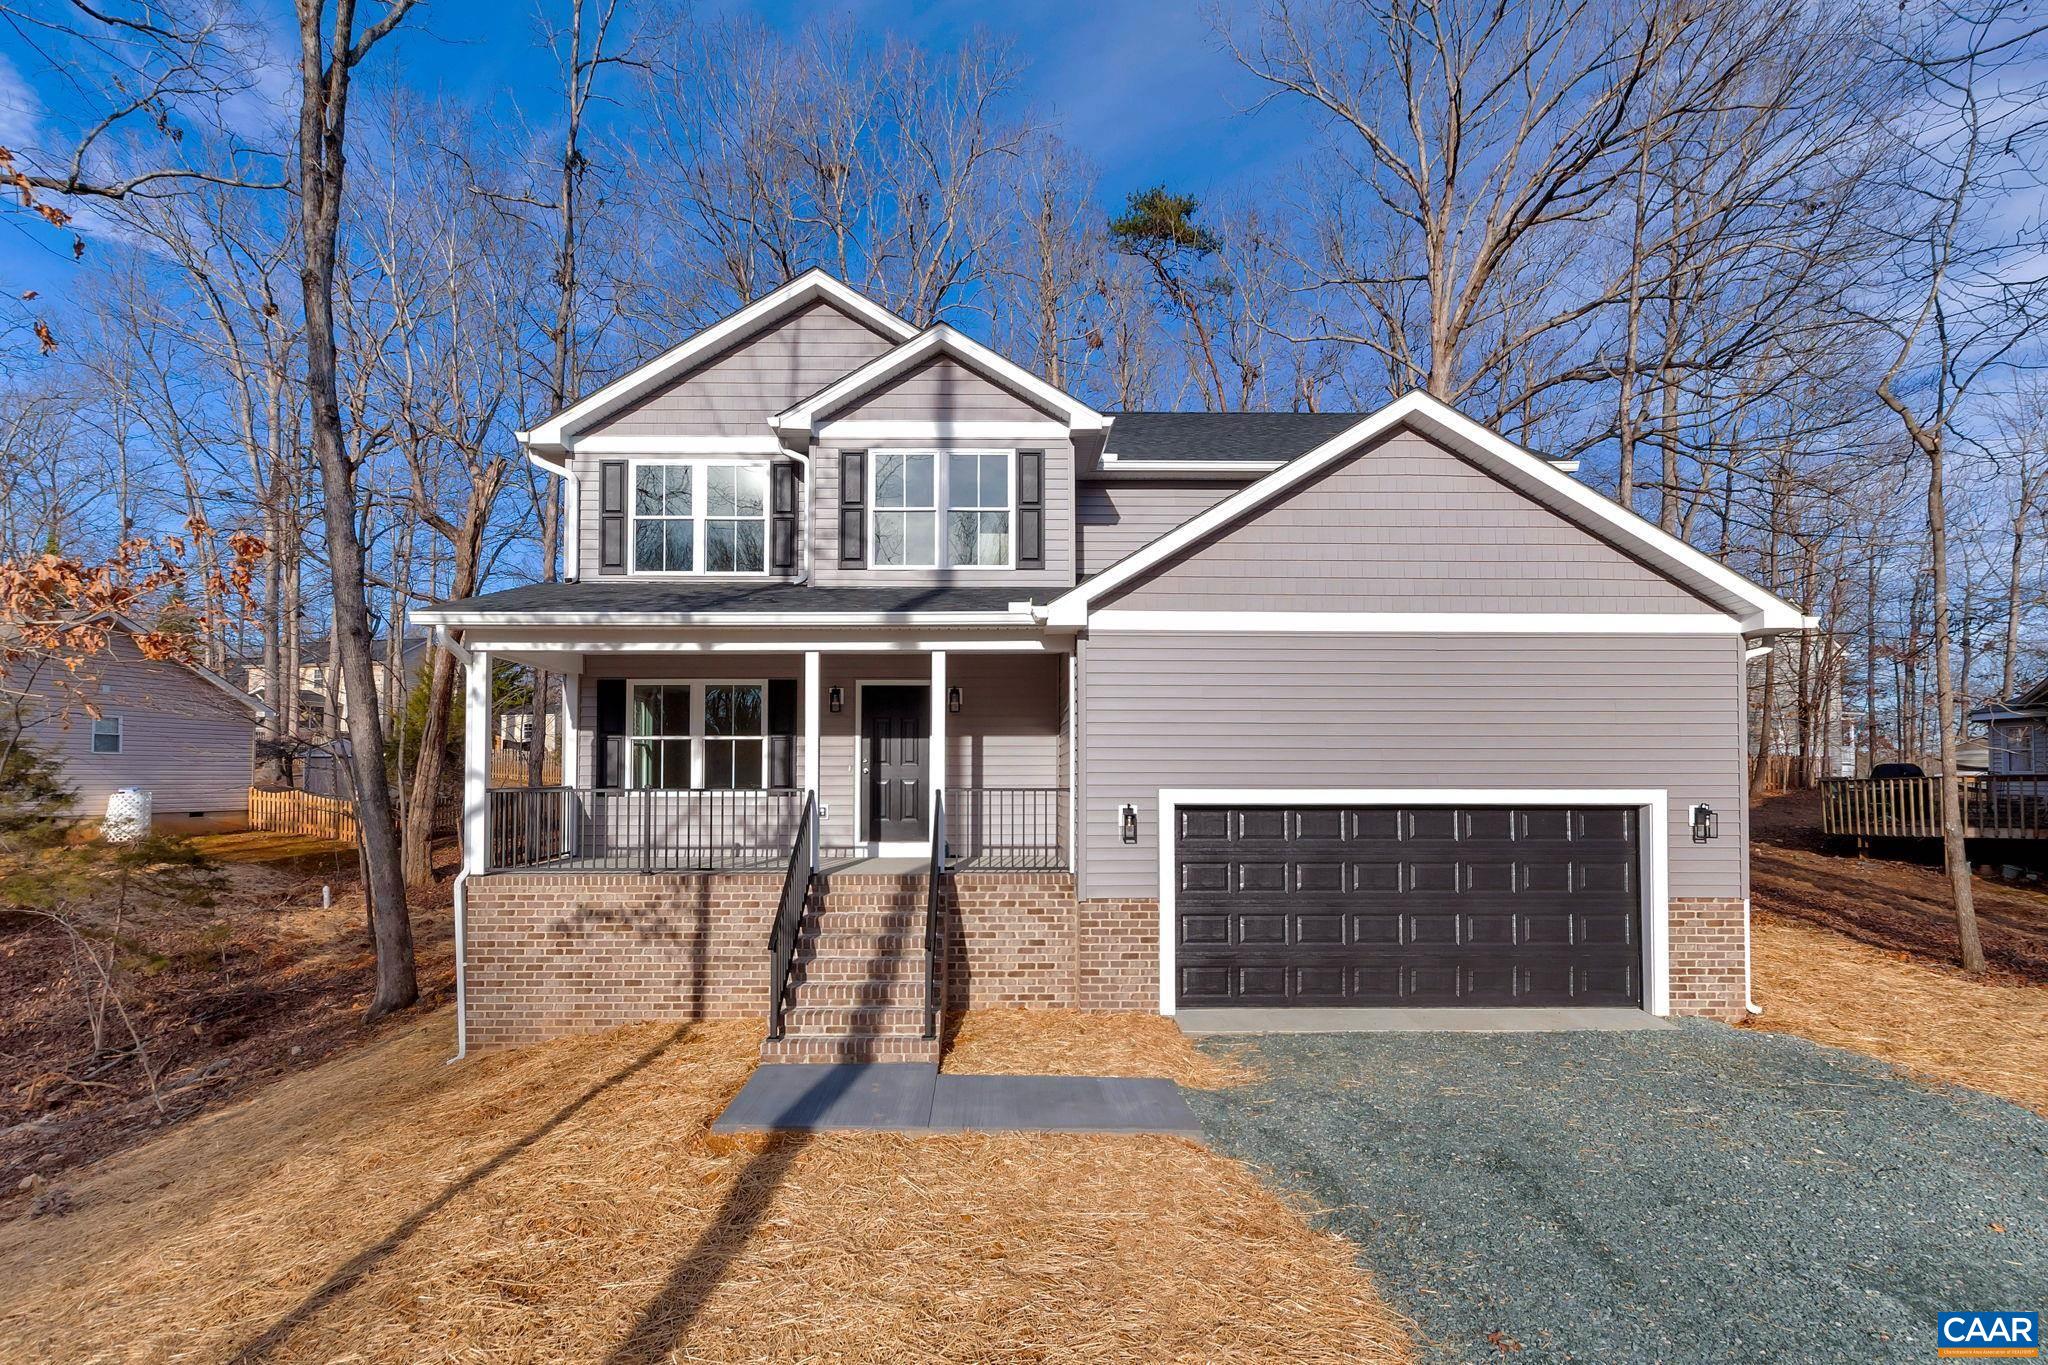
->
xmin=595 ymin=678 xmax=627 ymax=787
xmin=839 ymin=450 xmax=866 ymax=568
xmin=766 ymin=678 xmax=798 ymax=789
xmin=770 ymin=461 xmax=799 ymax=573
xmin=598 ymin=460 xmax=628 ymax=575
xmin=1017 ymin=449 xmax=1045 ymax=570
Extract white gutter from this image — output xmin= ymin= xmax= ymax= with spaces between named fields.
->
xmin=1743 ymin=896 xmax=1763 ymax=1017
xmin=409 ymin=608 xmax=1044 ymax=629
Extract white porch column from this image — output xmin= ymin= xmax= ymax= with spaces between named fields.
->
xmin=560 ymin=672 xmax=579 ymax=788
xmin=802 ymin=650 xmax=821 ymax=797
xmin=463 ymin=647 xmax=492 ymax=874
xmin=929 ymin=649 xmax=947 ymax=836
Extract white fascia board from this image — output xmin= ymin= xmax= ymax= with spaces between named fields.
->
xmin=1098 ymin=455 xmax=1284 ymax=474
xmin=773 ymin=325 xmax=1106 ymax=435
xmin=524 ymin=271 xmax=917 ymax=448
xmin=814 ymin=420 xmax=1071 ymax=442
xmin=1044 ymin=390 xmax=1810 ymax=632
xmin=407 ymin=607 xmax=1041 ymax=629
xmin=469 ymin=637 xmax=1059 ymax=654
xmin=1088 ymin=610 xmax=1742 ymax=635
xmin=563 ymin=435 xmax=788 ymax=456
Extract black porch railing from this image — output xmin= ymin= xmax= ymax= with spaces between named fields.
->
xmin=942 ymin=786 xmax=1069 ymax=871
xmin=766 ymin=792 xmax=818 ymax=1041
xmin=485 ymin=787 xmax=808 ymax=872
xmin=924 ymin=789 xmax=945 ymax=1040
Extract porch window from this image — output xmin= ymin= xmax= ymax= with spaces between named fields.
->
xmin=628 ymin=684 xmax=691 ymax=789
xmin=630 ymin=461 xmax=768 ymax=574
xmin=946 ymin=451 xmax=1010 ymax=567
xmin=702 ymin=683 xmax=766 ymax=789
xmin=872 ymin=452 xmax=937 ymax=567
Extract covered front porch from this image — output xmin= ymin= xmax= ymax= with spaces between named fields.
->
xmin=453 ymin=631 xmax=1073 ymax=876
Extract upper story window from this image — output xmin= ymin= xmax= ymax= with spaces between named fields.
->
xmin=871 ymin=449 xmax=1012 ymax=570
xmin=632 ymin=461 xmax=768 ymax=574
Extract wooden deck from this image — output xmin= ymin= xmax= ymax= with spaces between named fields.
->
xmin=1821 ymin=775 xmax=2048 ymax=841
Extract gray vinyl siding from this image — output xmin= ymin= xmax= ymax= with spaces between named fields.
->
xmin=809 ymin=439 xmax=1077 ymax=589
xmin=574 ymin=454 xmax=803 ymax=582
xmin=11 ymin=634 xmax=257 ymax=817
xmin=823 ymin=356 xmax=1054 ymax=423
xmin=1106 ymin=427 xmax=1722 ymax=614
xmin=1075 ymin=632 xmax=1748 ymax=902
xmin=580 ymin=301 xmax=895 ymax=437
xmin=573 ymin=652 xmax=1063 ymax=854
xmin=1076 ymin=480 xmax=1245 ymax=577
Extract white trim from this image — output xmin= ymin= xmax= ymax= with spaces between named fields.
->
xmin=461 ymin=648 xmax=490 ymax=874
xmin=463 ymin=637 xmax=1057 ymax=655
xmin=802 ymin=652 xmax=821 ymax=797
xmin=1088 ymin=610 xmax=1741 ymax=635
xmin=568 ymin=435 xmax=788 ymax=455
xmin=562 ymin=466 xmax=581 ymax=580
xmin=523 ymin=270 xmax=917 ymax=449
xmin=818 ymin=420 xmax=1070 ymax=441
xmin=560 ymin=674 xmax=580 ymax=788
xmin=1043 ymin=391 xmax=1813 ymax=634
xmin=929 ymin=651 xmax=948 ymax=837
xmin=409 ymin=608 xmax=1038 ymax=629
xmin=1152 ymin=787 xmax=1671 ymax=1019
xmin=852 ymin=680 xmax=935 ymax=846
xmin=773 ymin=324 xmax=1106 ymax=435
xmin=1098 ymin=455 xmax=1284 ymax=474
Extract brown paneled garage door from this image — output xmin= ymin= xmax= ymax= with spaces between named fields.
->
xmin=1173 ymin=803 xmax=1642 ymax=1008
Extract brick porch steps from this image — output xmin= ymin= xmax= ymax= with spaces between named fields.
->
xmin=764 ymin=871 xmax=940 ymax=1064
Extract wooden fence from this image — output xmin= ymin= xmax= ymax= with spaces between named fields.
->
xmin=1821 ymin=774 xmax=2048 ymax=841
xmin=248 ymin=785 xmax=359 ymax=844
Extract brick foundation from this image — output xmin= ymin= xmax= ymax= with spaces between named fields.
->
xmin=462 ymin=872 xmax=780 ymax=1050
xmin=942 ymin=881 xmax=1158 ymax=1012
xmin=1666 ymin=896 xmax=1749 ymax=1022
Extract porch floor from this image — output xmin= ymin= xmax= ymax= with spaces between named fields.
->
xmin=710 ymin=1062 xmax=1203 ymax=1136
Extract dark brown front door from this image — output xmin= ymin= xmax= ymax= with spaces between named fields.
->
xmin=1174 ymin=804 xmax=1642 ymax=1008
xmin=862 ymin=686 xmax=928 ymax=843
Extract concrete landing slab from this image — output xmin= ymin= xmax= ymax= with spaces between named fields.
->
xmin=1175 ymin=1007 xmax=1676 ymax=1035
xmin=711 ymin=1063 xmax=1203 ymax=1137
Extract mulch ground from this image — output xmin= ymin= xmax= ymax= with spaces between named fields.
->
xmin=1748 ymin=790 xmax=2048 ymax=983
xmin=0 ymin=834 xmax=456 ymax=1207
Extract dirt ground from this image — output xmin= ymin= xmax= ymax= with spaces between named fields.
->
xmin=1749 ymin=789 xmax=2048 ymax=982
xmin=0 ymin=832 xmax=456 ymax=1206
xmin=0 ymin=1010 xmax=1412 ymax=1363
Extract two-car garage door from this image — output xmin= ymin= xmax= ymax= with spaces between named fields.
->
xmin=1173 ymin=803 xmax=1643 ymax=1008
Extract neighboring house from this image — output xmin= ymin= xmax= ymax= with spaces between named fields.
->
xmin=1971 ymin=677 xmax=2048 ymax=775
xmin=240 ymin=633 xmax=429 ymax=733
xmin=412 ymin=270 xmax=1813 ymax=1060
xmin=6 ymin=617 xmax=272 ymax=832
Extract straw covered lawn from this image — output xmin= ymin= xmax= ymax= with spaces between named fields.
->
xmin=942 ymin=1007 xmax=1257 ymax=1088
xmin=1748 ymin=910 xmax=2048 ymax=1115
xmin=0 ymin=1009 xmax=1410 ymax=1363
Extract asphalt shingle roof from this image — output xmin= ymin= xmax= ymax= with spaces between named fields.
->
xmin=1102 ymin=411 xmax=1372 ymax=463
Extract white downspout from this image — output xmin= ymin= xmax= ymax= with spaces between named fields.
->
xmin=1743 ymin=896 xmax=1763 ymax=1017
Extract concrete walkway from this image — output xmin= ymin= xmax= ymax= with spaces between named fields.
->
xmin=710 ymin=1062 xmax=1203 ymax=1137
xmin=1176 ymin=1006 xmax=1675 ymax=1034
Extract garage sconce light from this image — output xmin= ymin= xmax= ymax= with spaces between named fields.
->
xmin=1121 ymin=803 xmax=1139 ymax=844
xmin=947 ymin=685 xmax=963 ymax=714
xmin=828 ymin=687 xmax=844 ymax=714
xmin=1690 ymin=803 xmax=1719 ymax=844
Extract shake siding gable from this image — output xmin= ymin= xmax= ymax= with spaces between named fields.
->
xmin=1103 ymin=427 xmax=1723 ymax=614
xmin=822 ymin=355 xmax=1056 ymax=424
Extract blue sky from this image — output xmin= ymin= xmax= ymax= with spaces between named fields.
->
xmin=0 ymin=0 xmax=1319 ymax=315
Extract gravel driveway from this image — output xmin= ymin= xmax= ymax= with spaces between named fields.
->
xmin=1187 ymin=1023 xmax=2047 ymax=1363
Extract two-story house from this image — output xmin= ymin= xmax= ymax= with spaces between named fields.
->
xmin=412 ymin=270 xmax=1812 ymax=1062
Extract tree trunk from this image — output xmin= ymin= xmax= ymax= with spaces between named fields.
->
xmin=1925 ymin=441 xmax=1986 ymax=972
xmin=295 ymin=0 xmax=419 ymax=1018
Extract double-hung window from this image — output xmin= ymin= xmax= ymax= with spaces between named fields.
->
xmin=628 ymin=682 xmax=767 ymax=790
xmin=631 ymin=461 xmax=768 ymax=574
xmin=871 ymin=449 xmax=1012 ymax=569
xmin=91 ymin=716 xmax=122 ymax=754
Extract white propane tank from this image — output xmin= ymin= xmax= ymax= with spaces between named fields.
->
xmin=103 ymin=787 xmax=153 ymax=843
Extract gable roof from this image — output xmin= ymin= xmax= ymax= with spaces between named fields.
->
xmin=86 ymin=612 xmax=275 ymax=720
xmin=1042 ymin=390 xmax=1813 ymax=635
xmin=520 ymin=270 xmax=919 ymax=453
xmin=772 ymin=324 xmax=1106 ymax=436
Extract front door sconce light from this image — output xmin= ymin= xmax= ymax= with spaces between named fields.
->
xmin=828 ymin=686 xmax=844 ymax=713
xmin=1121 ymin=803 xmax=1139 ymax=844
xmin=947 ymin=685 xmax=963 ymax=713
xmin=1690 ymin=803 xmax=1719 ymax=844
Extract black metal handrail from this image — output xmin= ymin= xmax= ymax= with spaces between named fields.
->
xmin=943 ymin=786 xmax=1069 ymax=870
xmin=766 ymin=791 xmax=818 ymax=1042
xmin=484 ymin=786 xmax=806 ymax=872
xmin=923 ymin=790 xmax=945 ymax=1040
